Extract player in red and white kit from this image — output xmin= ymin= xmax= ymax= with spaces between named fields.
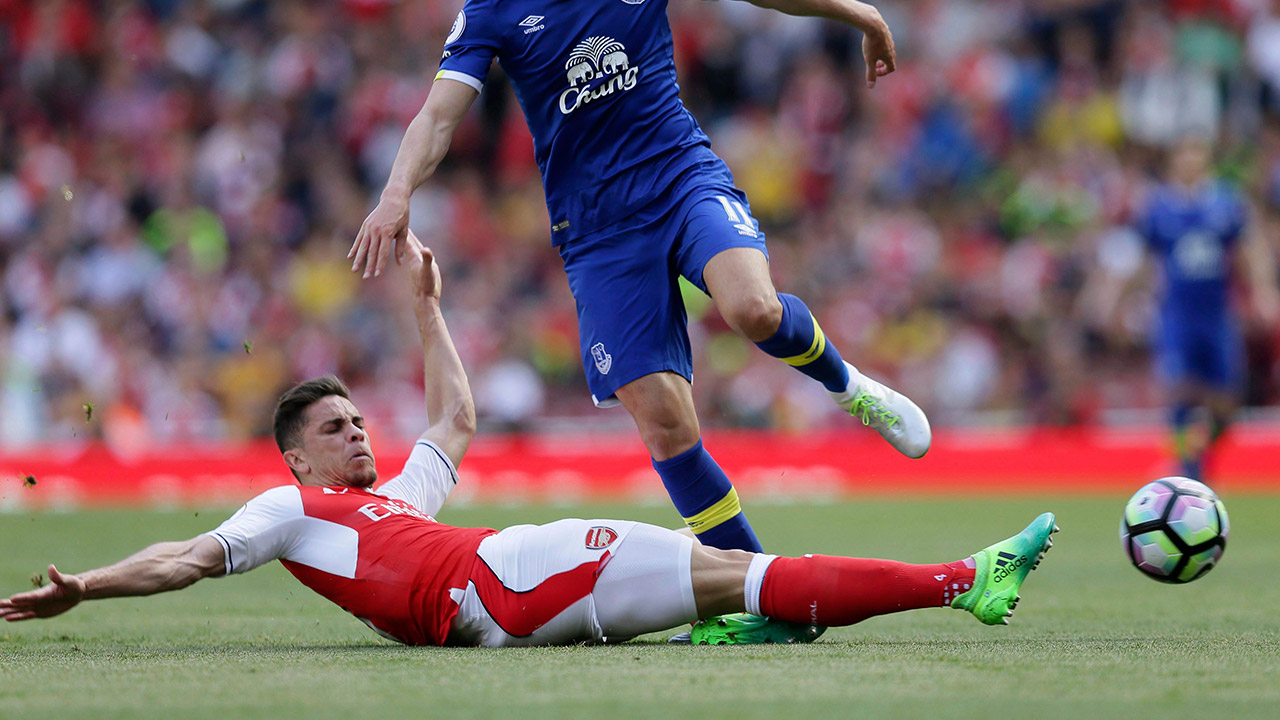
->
xmin=1 ymin=234 xmax=1059 ymax=646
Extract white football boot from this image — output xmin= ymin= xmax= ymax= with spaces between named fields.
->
xmin=830 ymin=361 xmax=931 ymax=458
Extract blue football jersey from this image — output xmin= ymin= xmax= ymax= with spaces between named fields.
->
xmin=1136 ymin=181 xmax=1247 ymax=320
xmin=437 ymin=0 xmax=718 ymax=244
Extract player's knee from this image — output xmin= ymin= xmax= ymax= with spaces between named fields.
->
xmin=633 ymin=405 xmax=699 ymax=459
xmin=689 ymin=545 xmax=754 ymax=616
xmin=724 ymin=293 xmax=783 ymax=342
xmin=617 ymin=375 xmax=700 ymax=459
xmin=638 ymin=416 xmax=700 ymax=460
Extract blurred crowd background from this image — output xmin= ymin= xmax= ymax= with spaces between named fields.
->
xmin=2 ymin=0 xmax=1280 ymax=449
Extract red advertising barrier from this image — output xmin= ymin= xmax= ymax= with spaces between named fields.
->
xmin=2 ymin=425 xmax=1278 ymax=510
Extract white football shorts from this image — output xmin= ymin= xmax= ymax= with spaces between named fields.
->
xmin=447 ymin=518 xmax=697 ymax=647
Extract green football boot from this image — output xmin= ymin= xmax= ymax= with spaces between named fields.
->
xmin=951 ymin=512 xmax=1059 ymax=625
xmin=689 ymin=614 xmax=826 ymax=645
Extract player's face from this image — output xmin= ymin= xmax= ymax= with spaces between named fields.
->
xmin=1170 ymin=140 xmax=1210 ymax=186
xmin=296 ymin=395 xmax=378 ymax=488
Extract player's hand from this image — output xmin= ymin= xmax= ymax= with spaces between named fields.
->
xmin=858 ymin=7 xmax=896 ymax=89
xmin=1256 ymin=287 xmax=1280 ymax=328
xmin=350 ymin=195 xmax=410 ymax=279
xmin=0 ymin=565 xmax=86 ymax=621
xmin=405 ymin=231 xmax=442 ymax=302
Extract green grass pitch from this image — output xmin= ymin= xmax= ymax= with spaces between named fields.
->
xmin=3 ymin=495 xmax=1279 ymax=719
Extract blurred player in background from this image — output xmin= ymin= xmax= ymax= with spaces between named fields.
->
xmin=2 ymin=234 xmax=1058 ymax=646
xmin=1134 ymin=137 xmax=1279 ymax=482
xmin=348 ymin=0 xmax=930 ymax=642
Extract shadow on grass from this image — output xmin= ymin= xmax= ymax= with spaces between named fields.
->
xmin=6 ymin=633 xmax=1277 ymax=658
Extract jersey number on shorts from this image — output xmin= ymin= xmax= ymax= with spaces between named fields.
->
xmin=716 ymin=195 xmax=759 ymax=238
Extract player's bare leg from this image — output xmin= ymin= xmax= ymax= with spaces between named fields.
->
xmin=1168 ymin=384 xmax=1201 ymax=479
xmin=1197 ymin=389 xmax=1238 ymax=485
xmin=1205 ymin=391 xmax=1238 ymax=447
xmin=615 ymin=373 xmax=822 ymax=644
xmin=1169 ymin=382 xmax=1237 ymax=483
xmin=615 ymin=372 xmax=763 ymax=553
xmin=688 ymin=544 xmax=754 ymax=617
xmin=615 ymin=372 xmax=702 ymax=461
xmin=702 ymin=248 xmax=931 ymax=458
xmin=697 ymin=248 xmax=786 ymax=343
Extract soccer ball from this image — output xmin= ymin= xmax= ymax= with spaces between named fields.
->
xmin=1120 ymin=477 xmax=1229 ymax=583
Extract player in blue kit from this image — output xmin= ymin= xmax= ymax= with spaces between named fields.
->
xmin=1134 ymin=138 xmax=1278 ymax=482
xmin=348 ymin=0 xmax=931 ymax=642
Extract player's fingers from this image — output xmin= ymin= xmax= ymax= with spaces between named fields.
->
xmin=362 ymin=235 xmax=383 ymax=279
xmin=349 ymin=233 xmax=367 ymax=263
xmin=866 ymin=59 xmax=877 ymax=89
xmin=877 ymin=59 xmax=890 ymax=77
xmin=47 ymin=564 xmax=63 ymax=584
xmin=389 ymin=232 xmax=408 ymax=273
xmin=374 ymin=236 xmax=393 ymax=277
xmin=3 ymin=611 xmax=36 ymax=621
xmin=352 ymin=233 xmax=372 ymax=274
xmin=347 ymin=230 xmax=361 ymax=260
xmin=0 ymin=589 xmax=38 ymax=605
xmin=0 ymin=596 xmax=36 ymax=612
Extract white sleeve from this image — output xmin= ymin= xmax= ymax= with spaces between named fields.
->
xmin=204 ymin=485 xmax=305 ymax=575
xmin=374 ymin=440 xmax=460 ymax=517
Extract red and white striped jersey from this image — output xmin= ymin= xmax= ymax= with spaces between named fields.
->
xmin=205 ymin=441 xmax=497 ymax=646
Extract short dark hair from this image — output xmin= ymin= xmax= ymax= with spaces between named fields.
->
xmin=273 ymin=375 xmax=352 ymax=453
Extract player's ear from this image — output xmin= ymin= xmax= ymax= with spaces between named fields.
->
xmin=283 ymin=448 xmax=311 ymax=477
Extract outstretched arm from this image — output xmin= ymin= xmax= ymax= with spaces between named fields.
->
xmin=0 ymin=536 xmax=226 ymax=622
xmin=1239 ymin=222 xmax=1279 ymax=327
xmin=405 ymin=231 xmax=477 ymax=468
xmin=349 ymin=79 xmax=480 ymax=279
xmin=733 ymin=0 xmax=895 ymax=88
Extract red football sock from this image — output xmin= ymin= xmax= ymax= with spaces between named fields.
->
xmin=758 ymin=555 xmax=976 ymax=626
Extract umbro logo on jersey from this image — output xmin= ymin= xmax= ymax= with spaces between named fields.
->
xmin=519 ymin=15 xmax=546 ymax=34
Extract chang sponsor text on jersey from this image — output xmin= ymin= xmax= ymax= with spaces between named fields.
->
xmin=559 ymin=36 xmax=639 ymax=115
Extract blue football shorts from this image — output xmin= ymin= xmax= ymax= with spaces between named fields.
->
xmin=1154 ymin=313 xmax=1243 ymax=391
xmin=557 ymin=161 xmax=769 ymax=407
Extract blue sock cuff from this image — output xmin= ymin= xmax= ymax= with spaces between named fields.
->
xmin=755 ymin=293 xmax=849 ymax=393
xmin=651 ymin=439 xmax=706 ymax=473
xmin=696 ymin=516 xmax=763 ymax=554
xmin=755 ymin=293 xmax=809 ymax=356
xmin=651 ymin=439 xmax=763 ymax=552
